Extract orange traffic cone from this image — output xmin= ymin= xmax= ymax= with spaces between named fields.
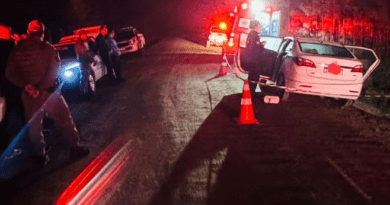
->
xmin=219 ymin=62 xmax=228 ymax=76
xmin=237 ymin=80 xmax=259 ymax=125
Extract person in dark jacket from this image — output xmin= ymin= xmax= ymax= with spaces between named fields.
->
xmin=5 ymin=20 xmax=89 ymax=166
xmin=242 ymin=20 xmax=264 ymax=100
xmin=95 ymin=25 xmax=114 ymax=79
xmin=106 ymin=29 xmax=124 ymax=81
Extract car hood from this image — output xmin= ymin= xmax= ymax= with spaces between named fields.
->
xmin=60 ymin=59 xmax=81 ymax=71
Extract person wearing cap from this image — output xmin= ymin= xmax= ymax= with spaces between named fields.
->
xmin=95 ymin=25 xmax=115 ymax=79
xmin=5 ymin=20 xmax=89 ymax=167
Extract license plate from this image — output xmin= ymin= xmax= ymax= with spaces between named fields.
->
xmin=324 ymin=67 xmax=343 ymax=75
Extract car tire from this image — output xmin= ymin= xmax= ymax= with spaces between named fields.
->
xmin=85 ymin=72 xmax=96 ymax=99
xmin=276 ymin=74 xmax=289 ymax=101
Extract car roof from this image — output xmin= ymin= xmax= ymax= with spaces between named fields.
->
xmin=116 ymin=26 xmax=136 ymax=32
xmin=292 ymin=37 xmax=344 ymax=47
xmin=74 ymin=26 xmax=101 ymax=35
xmin=55 ymin=35 xmax=77 ymax=47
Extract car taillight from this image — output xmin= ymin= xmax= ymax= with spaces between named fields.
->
xmin=351 ymin=65 xmax=363 ymax=73
xmin=294 ymin=57 xmax=316 ymax=68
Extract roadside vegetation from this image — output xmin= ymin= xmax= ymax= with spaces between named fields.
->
xmin=361 ymin=57 xmax=390 ymax=113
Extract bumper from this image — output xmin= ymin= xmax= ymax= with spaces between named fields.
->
xmin=208 ymin=40 xmax=225 ymax=46
xmin=119 ymin=45 xmax=139 ymax=53
xmin=286 ymin=79 xmax=362 ymax=100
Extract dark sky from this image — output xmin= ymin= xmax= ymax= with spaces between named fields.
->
xmin=1 ymin=0 xmax=389 ymax=38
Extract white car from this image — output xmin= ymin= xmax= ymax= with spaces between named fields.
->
xmin=114 ymin=27 xmax=145 ymax=54
xmin=54 ymin=35 xmax=108 ymax=98
xmin=259 ymin=36 xmax=380 ymax=105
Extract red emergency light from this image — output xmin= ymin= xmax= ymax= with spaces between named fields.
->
xmin=241 ymin=3 xmax=248 ymax=10
xmin=219 ymin=22 xmax=227 ymax=30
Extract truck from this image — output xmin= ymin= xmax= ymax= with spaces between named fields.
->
xmin=222 ymin=1 xmax=286 ymax=74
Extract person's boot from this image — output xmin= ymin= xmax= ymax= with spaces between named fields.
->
xmin=69 ymin=146 xmax=90 ymax=161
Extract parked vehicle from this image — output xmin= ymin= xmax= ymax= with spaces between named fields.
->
xmin=74 ymin=26 xmax=101 ymax=39
xmin=54 ymin=35 xmax=108 ymax=97
xmin=207 ymin=26 xmax=228 ymax=48
xmin=114 ymin=27 xmax=145 ymax=54
xmin=257 ymin=36 xmax=380 ymax=105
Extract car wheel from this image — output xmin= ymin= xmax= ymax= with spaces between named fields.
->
xmin=276 ymin=74 xmax=289 ymax=101
xmin=86 ymin=72 xmax=96 ymax=99
xmin=136 ymin=44 xmax=144 ymax=57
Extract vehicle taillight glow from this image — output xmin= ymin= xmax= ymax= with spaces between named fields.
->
xmin=294 ymin=57 xmax=316 ymax=68
xmin=351 ymin=65 xmax=363 ymax=73
xmin=241 ymin=3 xmax=248 ymax=10
xmin=219 ymin=22 xmax=227 ymax=30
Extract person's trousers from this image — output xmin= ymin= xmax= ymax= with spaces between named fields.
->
xmin=22 ymin=90 xmax=80 ymax=156
xmin=248 ymin=72 xmax=260 ymax=101
xmin=101 ymin=54 xmax=114 ymax=78
xmin=111 ymin=54 xmax=122 ymax=79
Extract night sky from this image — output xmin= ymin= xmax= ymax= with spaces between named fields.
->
xmin=0 ymin=0 xmax=389 ymax=42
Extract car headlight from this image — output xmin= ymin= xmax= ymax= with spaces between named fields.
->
xmin=61 ymin=62 xmax=81 ymax=84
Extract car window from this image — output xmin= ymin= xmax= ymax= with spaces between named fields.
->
xmin=57 ymin=44 xmax=77 ymax=60
xmin=259 ymin=36 xmax=283 ymax=52
xmin=299 ymin=43 xmax=354 ymax=58
xmin=115 ymin=30 xmax=135 ymax=42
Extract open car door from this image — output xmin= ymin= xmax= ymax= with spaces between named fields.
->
xmin=345 ymin=46 xmax=381 ymax=82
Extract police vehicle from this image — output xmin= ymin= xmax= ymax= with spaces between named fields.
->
xmin=54 ymin=35 xmax=108 ymax=97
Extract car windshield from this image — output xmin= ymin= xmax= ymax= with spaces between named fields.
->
xmin=299 ymin=43 xmax=354 ymax=58
xmin=115 ymin=30 xmax=135 ymax=42
xmin=57 ymin=44 xmax=77 ymax=60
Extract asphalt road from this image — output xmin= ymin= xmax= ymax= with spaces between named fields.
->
xmin=3 ymin=37 xmax=390 ymax=205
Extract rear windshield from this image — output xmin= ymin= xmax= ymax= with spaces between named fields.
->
xmin=299 ymin=43 xmax=354 ymax=58
xmin=57 ymin=45 xmax=77 ymax=59
xmin=115 ymin=30 xmax=135 ymax=42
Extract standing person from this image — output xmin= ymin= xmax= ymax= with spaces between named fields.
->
xmin=0 ymin=25 xmax=25 ymax=149
xmin=241 ymin=20 xmax=264 ymax=100
xmin=5 ymin=20 xmax=89 ymax=167
xmin=106 ymin=29 xmax=124 ymax=81
xmin=87 ymin=36 xmax=98 ymax=55
xmin=95 ymin=25 xmax=115 ymax=79
xmin=75 ymin=31 xmax=95 ymax=94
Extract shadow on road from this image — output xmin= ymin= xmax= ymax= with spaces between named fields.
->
xmin=149 ymin=94 xmax=370 ymax=205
